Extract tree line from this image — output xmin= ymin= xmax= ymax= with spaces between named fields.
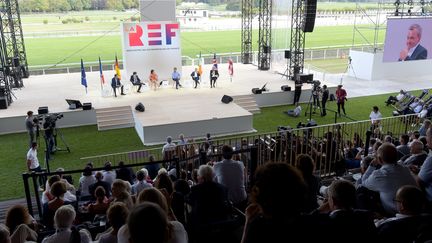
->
xmin=18 ymin=0 xmax=139 ymax=12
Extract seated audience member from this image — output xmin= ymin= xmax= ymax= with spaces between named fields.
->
xmin=154 ymin=172 xmax=174 ymax=200
xmin=96 ymin=202 xmax=129 ymax=243
xmin=5 ymin=205 xmax=37 ymax=243
xmin=89 ymin=171 xmax=112 ymax=200
xmin=118 ymin=188 xmax=188 ymax=243
xmin=377 ymin=185 xmax=432 ymax=243
xmin=344 ymin=140 xmax=361 ymax=168
xmin=116 ymin=161 xmax=135 ymax=184
xmin=172 ymin=178 xmax=191 ymax=225
xmin=87 ymin=186 xmax=110 ymax=215
xmin=316 ymin=180 xmax=377 ymax=243
xmin=213 ymin=145 xmax=247 ymax=208
xmin=295 ymin=154 xmax=321 ymax=213
xmin=44 ymin=168 xmax=76 ymax=195
xmin=131 ymin=170 xmax=152 ymax=195
xmin=42 ymin=205 xmax=92 ymax=243
xmin=241 ymin=163 xmax=315 ymax=243
xmin=359 ymin=143 xmax=417 ymax=216
xmin=111 ymin=179 xmax=134 ymax=209
xmin=397 ymin=134 xmax=411 ymax=159
xmin=414 ymin=128 xmax=432 ymax=209
xmin=399 ymin=140 xmax=427 ymax=167
xmin=144 ymin=155 xmax=160 ymax=180
xmin=102 ymin=162 xmax=116 ymax=186
xmin=287 ymin=104 xmax=302 ymax=117
xmin=43 ymin=181 xmax=72 ymax=228
xmin=78 ymin=166 xmax=95 ymax=199
xmin=355 ymin=156 xmax=374 ymax=186
xmin=0 ymin=224 xmax=10 ymax=243
xmin=188 ymin=165 xmax=230 ymax=223
xmin=43 ymin=175 xmax=76 ymax=204
xmin=419 ymin=119 xmax=431 ymax=137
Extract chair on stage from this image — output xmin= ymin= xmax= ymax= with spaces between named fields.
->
xmin=101 ymin=85 xmax=112 ymax=97
xmin=160 ymin=80 xmax=169 ymax=89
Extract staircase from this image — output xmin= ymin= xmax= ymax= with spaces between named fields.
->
xmin=95 ymin=106 xmax=135 ymax=131
xmin=232 ymin=95 xmax=261 ymax=114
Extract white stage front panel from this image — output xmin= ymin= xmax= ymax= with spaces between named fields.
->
xmin=122 ymin=22 xmax=182 ymax=82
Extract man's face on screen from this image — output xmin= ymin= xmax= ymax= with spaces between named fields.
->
xmin=406 ymin=29 xmax=420 ymax=49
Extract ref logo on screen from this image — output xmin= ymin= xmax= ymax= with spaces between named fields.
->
xmin=128 ymin=23 xmax=179 ymax=47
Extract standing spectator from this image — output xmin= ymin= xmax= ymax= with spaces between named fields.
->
xmin=336 ymin=84 xmax=347 ymax=116
xmin=26 ymin=142 xmax=43 ymax=187
xmin=370 ymin=106 xmax=382 ymax=127
xmin=162 ymin=136 xmax=176 ymax=157
xmin=131 ymin=170 xmax=152 ymax=196
xmin=360 ymin=143 xmax=417 ymax=215
xmin=321 ymin=85 xmax=329 ymax=116
xmin=102 ymin=162 xmax=116 ymax=186
xmin=25 ymin=111 xmax=36 ymax=148
xmin=213 ymin=145 xmax=247 ymax=208
xmin=42 ymin=205 xmax=92 ymax=243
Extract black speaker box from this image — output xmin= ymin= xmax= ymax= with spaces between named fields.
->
xmin=221 ymin=95 xmax=233 ymax=104
xmin=82 ymin=102 xmax=92 ymax=110
xmin=302 ymin=0 xmax=317 ymax=32
xmin=38 ymin=106 xmax=49 ymax=115
xmin=252 ymin=88 xmax=262 ymax=94
xmin=135 ymin=102 xmax=145 ymax=112
xmin=0 ymin=86 xmax=5 ymax=97
xmin=12 ymin=57 xmax=20 ymax=67
xmin=263 ymin=45 xmax=270 ymax=54
xmin=296 ymin=73 xmax=314 ymax=82
xmin=0 ymin=98 xmax=7 ymax=109
xmin=281 ymin=85 xmax=291 ymax=91
xmin=284 ymin=50 xmax=291 ymax=59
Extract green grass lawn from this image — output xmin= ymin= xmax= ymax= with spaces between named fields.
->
xmin=25 ymin=25 xmax=384 ymax=66
xmin=305 ymin=58 xmax=349 ymax=73
xmin=0 ymin=90 xmax=420 ymax=201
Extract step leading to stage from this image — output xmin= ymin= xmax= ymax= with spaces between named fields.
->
xmin=96 ymin=106 xmax=135 ymax=131
xmin=232 ymin=95 xmax=261 ymax=114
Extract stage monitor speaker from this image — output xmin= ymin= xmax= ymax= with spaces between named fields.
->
xmin=0 ymin=86 xmax=5 ymax=97
xmin=281 ymin=85 xmax=291 ymax=91
xmin=66 ymin=99 xmax=82 ymax=109
xmin=135 ymin=102 xmax=145 ymax=112
xmin=0 ymin=98 xmax=7 ymax=109
xmin=252 ymin=88 xmax=262 ymax=94
xmin=221 ymin=95 xmax=233 ymax=104
xmin=82 ymin=102 xmax=92 ymax=110
xmin=12 ymin=57 xmax=20 ymax=67
xmin=263 ymin=45 xmax=270 ymax=54
xmin=302 ymin=0 xmax=317 ymax=32
xmin=295 ymin=73 xmax=314 ymax=82
xmin=284 ymin=50 xmax=291 ymax=59
xmin=38 ymin=106 xmax=49 ymax=115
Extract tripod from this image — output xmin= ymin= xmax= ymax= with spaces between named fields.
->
xmin=304 ymin=84 xmax=321 ymax=121
xmin=340 ymin=57 xmax=357 ymax=85
xmin=53 ymin=127 xmax=71 ymax=153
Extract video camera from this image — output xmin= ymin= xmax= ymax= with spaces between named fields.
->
xmin=34 ymin=113 xmax=63 ymax=130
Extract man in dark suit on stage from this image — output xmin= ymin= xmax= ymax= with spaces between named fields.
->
xmin=191 ymin=68 xmax=200 ymax=89
xmin=293 ymin=80 xmax=302 ymax=105
xmin=399 ymin=24 xmax=428 ymax=61
xmin=209 ymin=66 xmax=219 ymax=88
xmin=130 ymin=71 xmax=143 ymax=93
xmin=111 ymin=74 xmax=125 ymax=97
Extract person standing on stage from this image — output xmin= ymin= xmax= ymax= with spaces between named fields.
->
xmin=149 ymin=69 xmax=159 ymax=91
xmin=111 ymin=74 xmax=125 ymax=97
xmin=191 ymin=68 xmax=200 ymax=89
xmin=293 ymin=80 xmax=302 ymax=105
xmin=336 ymin=84 xmax=347 ymax=116
xmin=209 ymin=66 xmax=219 ymax=88
xmin=25 ymin=111 xmax=36 ymax=148
xmin=172 ymin=67 xmax=182 ymax=89
xmin=130 ymin=72 xmax=143 ymax=93
xmin=321 ymin=85 xmax=329 ymax=117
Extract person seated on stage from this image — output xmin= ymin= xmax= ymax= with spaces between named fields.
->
xmin=386 ymin=90 xmax=406 ymax=106
xmin=149 ymin=69 xmax=159 ymax=91
xmin=191 ymin=68 xmax=200 ymax=89
xmin=209 ymin=66 xmax=219 ymax=88
xmin=130 ymin=71 xmax=144 ymax=93
xmin=172 ymin=67 xmax=182 ymax=89
xmin=287 ymin=104 xmax=302 ymax=117
xmin=111 ymin=74 xmax=125 ymax=97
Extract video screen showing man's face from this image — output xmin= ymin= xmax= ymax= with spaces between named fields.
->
xmin=406 ymin=28 xmax=420 ymax=50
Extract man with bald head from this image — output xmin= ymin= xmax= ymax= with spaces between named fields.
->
xmin=399 ymin=24 xmax=428 ymax=61
xmin=399 ymin=140 xmax=428 ymax=167
xmin=360 ymin=142 xmax=416 ymax=215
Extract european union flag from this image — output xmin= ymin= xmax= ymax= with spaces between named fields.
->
xmin=81 ymin=59 xmax=87 ymax=93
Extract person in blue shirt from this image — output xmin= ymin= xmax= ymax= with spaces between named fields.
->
xmin=172 ymin=67 xmax=182 ymax=89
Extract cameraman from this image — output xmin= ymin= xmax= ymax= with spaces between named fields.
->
xmin=43 ymin=116 xmax=55 ymax=157
xmin=312 ymin=82 xmax=321 ymax=113
xmin=293 ymin=80 xmax=302 ymax=105
xmin=25 ymin=111 xmax=36 ymax=148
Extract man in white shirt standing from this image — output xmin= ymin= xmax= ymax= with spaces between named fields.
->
xmin=370 ymin=106 xmax=383 ymax=126
xmin=27 ymin=142 xmax=44 ymax=187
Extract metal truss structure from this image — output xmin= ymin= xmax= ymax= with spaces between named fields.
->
xmin=241 ymin=0 xmax=253 ymax=64
xmin=288 ymin=0 xmax=306 ymax=80
xmin=257 ymin=0 xmax=272 ymax=70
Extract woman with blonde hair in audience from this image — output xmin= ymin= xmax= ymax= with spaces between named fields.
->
xmin=42 ymin=205 xmax=91 ymax=243
xmin=117 ymin=188 xmax=187 ymax=243
xmin=111 ymin=179 xmax=133 ymax=208
xmin=5 ymin=205 xmax=37 ymax=243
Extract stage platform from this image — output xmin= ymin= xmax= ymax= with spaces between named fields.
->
xmin=1 ymin=62 xmax=431 ymax=144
